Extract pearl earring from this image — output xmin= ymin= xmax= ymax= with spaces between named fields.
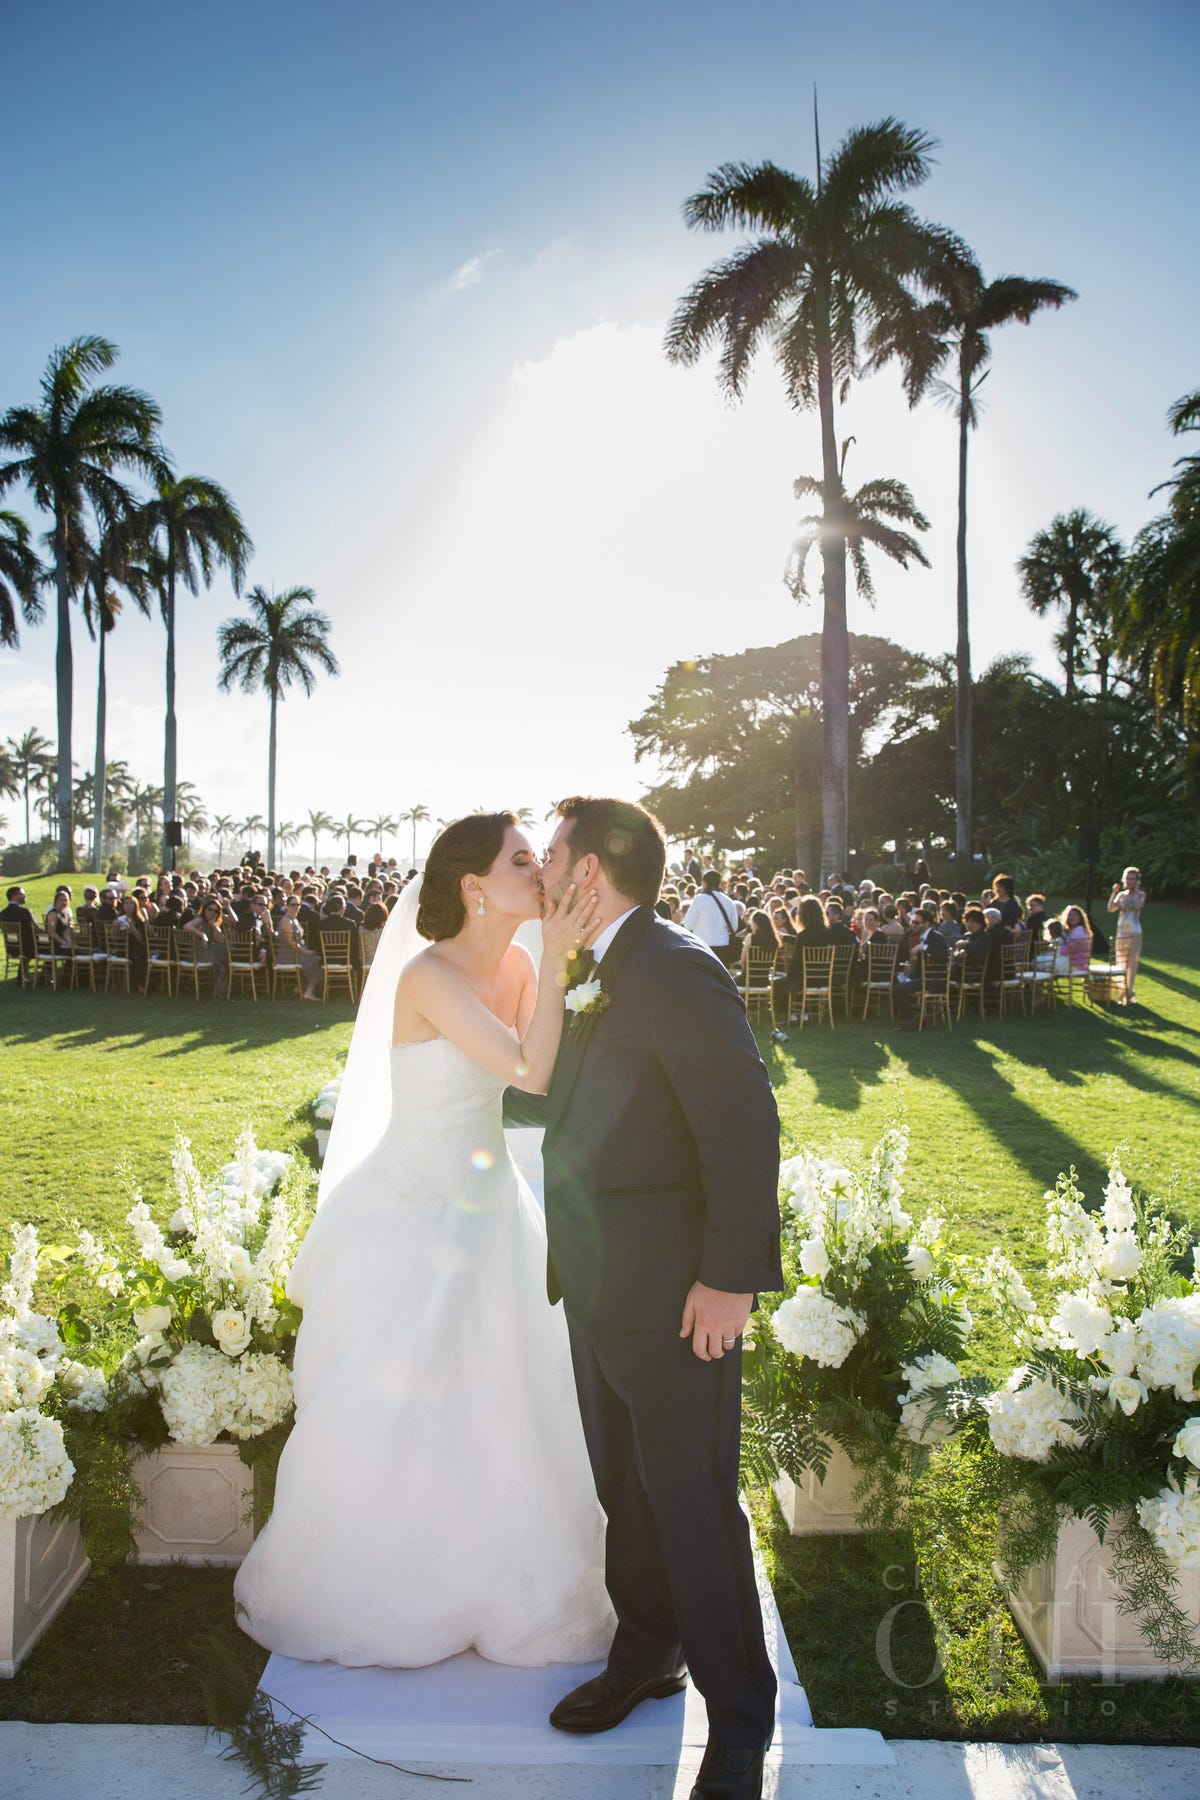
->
xmin=477 ymin=894 xmax=486 ymax=917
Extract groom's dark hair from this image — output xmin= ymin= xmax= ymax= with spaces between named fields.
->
xmin=556 ymin=796 xmax=666 ymax=907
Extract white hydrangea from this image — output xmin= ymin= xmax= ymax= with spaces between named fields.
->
xmin=59 ymin=1360 xmax=108 ymax=1413
xmin=983 ymin=1369 xmax=1084 ymax=1463
xmin=313 ymin=1074 xmax=342 ymax=1124
xmin=0 ymin=1341 xmax=54 ymax=1410
xmin=0 ymin=1409 xmax=74 ymax=1518
xmin=158 ymin=1342 xmax=292 ymax=1446
xmin=1138 ymin=1472 xmax=1200 ymax=1570
xmin=772 ymin=1288 xmax=865 ymax=1370
xmin=1134 ymin=1295 xmax=1200 ymax=1402
xmin=1099 ymin=1317 xmax=1139 ymax=1378
xmin=225 ymin=1351 xmax=294 ymax=1441
xmin=1051 ymin=1291 xmax=1117 ymax=1358
xmin=15 ymin=1312 xmax=62 ymax=1366
xmin=1 ymin=1223 xmax=41 ymax=1318
xmin=898 ymin=1353 xmax=962 ymax=1445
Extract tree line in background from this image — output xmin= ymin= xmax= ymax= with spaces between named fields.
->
xmin=0 ymin=337 xmax=339 ymax=873
xmin=665 ymin=112 xmax=1198 ymax=878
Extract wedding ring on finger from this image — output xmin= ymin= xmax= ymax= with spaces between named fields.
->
xmin=721 ymin=1337 xmax=737 ymax=1348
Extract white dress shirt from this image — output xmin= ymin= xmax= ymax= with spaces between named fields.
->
xmin=591 ymin=906 xmax=639 ymax=967
xmin=683 ymin=889 xmax=739 ymax=947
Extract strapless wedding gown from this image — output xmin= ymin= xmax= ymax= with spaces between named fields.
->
xmin=233 ymin=1036 xmax=614 ymax=1667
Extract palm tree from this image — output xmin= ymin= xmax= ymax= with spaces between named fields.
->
xmin=400 ymin=803 xmax=431 ymax=866
xmin=129 ymin=781 xmax=163 ymax=872
xmin=276 ymin=819 xmax=301 ymax=858
xmin=336 ymin=815 xmax=363 ymax=863
xmin=174 ymin=781 xmax=208 ymax=860
xmin=5 ymin=728 xmax=53 ymax=846
xmin=0 ymin=336 xmax=168 ymax=868
xmin=304 ymin=809 xmax=334 ymax=869
xmin=81 ymin=519 xmax=153 ymax=866
xmin=665 ymin=118 xmax=962 ymax=875
xmin=239 ymin=814 xmax=266 ymax=859
xmin=216 ymin=585 xmax=338 ymax=871
xmin=1017 ymin=511 xmax=1124 ymax=697
xmin=869 ymin=258 xmax=1076 ymax=860
xmin=364 ymin=813 xmax=398 ymax=857
xmin=1113 ymin=391 xmax=1200 ymax=726
xmin=99 ymin=758 xmax=134 ymax=859
xmin=136 ymin=474 xmax=252 ymax=842
xmin=0 ymin=511 xmax=44 ymax=649
xmin=786 ymin=454 xmax=931 ymax=606
xmin=211 ymin=813 xmax=237 ymax=864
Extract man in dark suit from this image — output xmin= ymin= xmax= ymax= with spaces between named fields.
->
xmin=1 ymin=885 xmax=37 ymax=965
xmin=895 ymin=903 xmax=950 ymax=1029
xmin=514 ymin=797 xmax=781 ymax=1800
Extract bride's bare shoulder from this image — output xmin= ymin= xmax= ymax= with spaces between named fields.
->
xmin=396 ymin=943 xmax=458 ymax=996
xmin=503 ymin=940 xmax=536 ymax=980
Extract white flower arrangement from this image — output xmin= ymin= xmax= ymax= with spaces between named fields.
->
xmin=0 ymin=1408 xmax=73 ymax=1520
xmin=158 ymin=1342 xmax=293 ymax=1447
xmin=0 ymin=1223 xmax=81 ymax=1518
xmin=312 ymin=1074 xmax=343 ymax=1124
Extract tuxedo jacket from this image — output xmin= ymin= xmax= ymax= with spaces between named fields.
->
xmin=508 ymin=907 xmax=781 ymax=1332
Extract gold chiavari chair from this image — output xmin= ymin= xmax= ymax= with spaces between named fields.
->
xmin=101 ymin=923 xmax=132 ymax=995
xmin=740 ymin=947 xmax=779 ymax=1026
xmin=319 ymin=929 xmax=358 ymax=1003
xmin=860 ymin=943 xmax=899 ymax=1021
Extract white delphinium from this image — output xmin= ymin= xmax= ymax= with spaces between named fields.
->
xmin=1134 ymin=1295 xmax=1200 ymax=1402
xmin=126 ymin=1197 xmax=191 ymax=1284
xmin=0 ymin=1409 xmax=74 ymax=1518
xmin=1 ymin=1223 xmax=40 ymax=1319
xmin=778 ymin=1152 xmax=825 ymax=1228
xmin=772 ymin=1288 xmax=865 ymax=1370
xmin=1101 ymin=1157 xmax=1137 ymax=1235
xmin=169 ymin=1136 xmax=209 ymax=1238
xmin=910 ymin=1211 xmax=947 ymax=1250
xmin=0 ymin=1341 xmax=55 ymax=1410
xmin=59 ymin=1360 xmax=108 ymax=1413
xmin=974 ymin=1248 xmax=1053 ymax=1353
xmin=1045 ymin=1174 xmax=1105 ymax=1290
xmin=313 ymin=1074 xmax=342 ymax=1123
xmin=898 ymin=1352 xmax=963 ymax=1445
xmin=870 ymin=1128 xmax=913 ymax=1234
xmin=1051 ymin=1291 xmax=1117 ymax=1358
xmin=1138 ymin=1472 xmax=1200 ymax=1570
xmin=76 ymin=1227 xmax=125 ymax=1297
xmin=983 ymin=1369 xmax=1084 ymax=1463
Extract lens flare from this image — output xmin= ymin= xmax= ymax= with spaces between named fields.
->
xmin=469 ymin=1149 xmax=494 ymax=1173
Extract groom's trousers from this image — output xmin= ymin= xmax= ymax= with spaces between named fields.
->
xmin=565 ymin=1313 xmax=777 ymax=1750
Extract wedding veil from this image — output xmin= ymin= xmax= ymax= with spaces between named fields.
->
xmin=317 ymin=875 xmax=425 ymax=1206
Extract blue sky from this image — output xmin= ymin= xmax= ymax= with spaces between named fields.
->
xmin=2 ymin=0 xmax=1197 ymax=855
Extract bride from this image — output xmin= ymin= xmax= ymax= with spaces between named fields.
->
xmin=234 ymin=811 xmax=615 ymax=1667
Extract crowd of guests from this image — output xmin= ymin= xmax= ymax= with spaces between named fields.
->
xmin=1 ymin=855 xmax=415 ymax=1000
xmin=656 ymin=851 xmax=1148 ymax=1033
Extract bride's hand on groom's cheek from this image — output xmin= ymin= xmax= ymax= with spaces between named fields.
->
xmin=541 ymin=884 xmax=601 ymax=966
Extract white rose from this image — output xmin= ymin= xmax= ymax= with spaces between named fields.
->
xmin=822 ymin=1164 xmax=855 ymax=1201
xmin=133 ymin=1304 xmax=173 ymax=1336
xmin=564 ymin=977 xmax=603 ymax=1014
xmin=227 ymin=1247 xmax=253 ymax=1285
xmin=1098 ymin=1231 xmax=1142 ymax=1282
xmin=212 ymin=1309 xmax=251 ymax=1357
xmin=1174 ymin=1419 xmax=1200 ymax=1469
xmin=798 ymin=1238 xmax=830 ymax=1279
xmin=904 ymin=1245 xmax=934 ymax=1280
xmin=1105 ymin=1375 xmax=1147 ymax=1416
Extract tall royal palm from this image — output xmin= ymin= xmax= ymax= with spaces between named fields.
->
xmin=401 ymin=803 xmax=431 ymax=866
xmin=0 ymin=512 xmax=44 ymax=649
xmin=5 ymin=727 xmax=53 ymax=847
xmin=211 ymin=813 xmax=237 ymax=864
xmin=0 ymin=336 xmax=168 ymax=868
xmin=81 ymin=521 xmax=153 ymax=867
xmin=870 ymin=257 xmax=1075 ymax=861
xmin=786 ymin=460 xmax=931 ymax=607
xmin=216 ymin=586 xmax=338 ymax=872
xmin=137 ymin=474 xmax=252 ymax=841
xmin=666 ymin=119 xmax=962 ymax=874
xmin=305 ymin=809 xmax=334 ymax=869
xmin=1018 ymin=510 xmax=1124 ymax=698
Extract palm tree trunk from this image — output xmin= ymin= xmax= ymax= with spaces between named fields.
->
xmin=267 ymin=687 xmax=278 ymax=873
xmin=53 ymin=523 xmax=76 ymax=870
xmin=815 ymin=319 xmax=849 ymax=881
xmin=23 ymin=771 xmax=31 ymax=848
xmin=1065 ymin=600 xmax=1078 ymax=698
xmin=411 ymin=817 xmax=417 ymax=866
xmin=954 ymin=390 xmax=973 ymax=869
xmin=163 ymin=553 xmax=177 ymax=839
xmin=93 ymin=619 xmax=108 ymax=870
xmin=311 ymin=830 xmax=318 ymax=868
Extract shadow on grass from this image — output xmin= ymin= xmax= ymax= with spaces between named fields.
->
xmin=0 ymin=986 xmax=354 ymax=1055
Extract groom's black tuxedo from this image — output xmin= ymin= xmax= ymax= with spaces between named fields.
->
xmin=507 ymin=907 xmax=782 ymax=1750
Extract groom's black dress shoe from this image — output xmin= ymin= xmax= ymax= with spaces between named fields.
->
xmin=549 ymin=1665 xmax=688 ymax=1734
xmin=689 ymin=1741 xmax=767 ymax=1800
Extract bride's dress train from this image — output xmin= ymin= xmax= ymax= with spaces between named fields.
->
xmin=234 ymin=1036 xmax=614 ymax=1667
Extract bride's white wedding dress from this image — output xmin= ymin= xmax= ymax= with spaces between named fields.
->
xmin=233 ymin=1033 xmax=614 ymax=1668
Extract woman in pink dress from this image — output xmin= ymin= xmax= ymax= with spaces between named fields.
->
xmin=1059 ymin=906 xmax=1092 ymax=973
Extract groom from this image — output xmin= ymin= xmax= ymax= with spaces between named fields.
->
xmin=511 ymin=796 xmax=782 ymax=1800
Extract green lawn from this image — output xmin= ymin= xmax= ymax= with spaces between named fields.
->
xmin=1 ymin=898 xmax=1197 ymax=1737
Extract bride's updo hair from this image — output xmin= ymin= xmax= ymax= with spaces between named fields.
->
xmin=416 ymin=811 xmax=519 ymax=942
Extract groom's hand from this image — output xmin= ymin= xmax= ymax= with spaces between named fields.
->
xmin=679 ymin=1281 xmax=753 ymax=1362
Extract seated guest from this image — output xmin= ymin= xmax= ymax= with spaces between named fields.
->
xmin=742 ymin=908 xmax=782 ymax=961
xmin=857 ymin=907 xmax=890 ymax=953
xmin=1024 ymin=894 xmax=1048 ymax=947
xmin=895 ymin=905 xmax=950 ymax=1029
xmin=823 ymin=899 xmax=857 ymax=946
xmin=76 ymin=885 xmax=101 ymax=928
xmin=879 ymin=901 xmax=909 ymax=957
xmin=1 ymin=885 xmax=37 ymax=960
xmin=96 ymin=887 xmax=121 ymax=926
xmin=766 ymin=895 xmax=796 ymax=938
xmin=1059 ymin=905 xmax=1092 ymax=972
xmin=343 ymin=885 xmax=366 ymax=926
xmin=117 ymin=893 xmax=151 ymax=992
xmin=362 ymin=895 xmax=390 ymax=931
xmin=992 ymin=874 xmax=1024 ymax=931
xmin=275 ymin=896 xmax=322 ymax=999
xmin=952 ymin=906 xmax=992 ymax=977
xmin=936 ymin=899 xmax=962 ymax=945
xmin=182 ymin=898 xmax=230 ymax=998
xmin=45 ymin=888 xmax=76 ymax=956
xmin=317 ymin=893 xmax=362 ymax=972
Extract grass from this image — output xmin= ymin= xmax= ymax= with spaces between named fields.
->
xmin=1 ymin=895 xmax=1198 ymax=1736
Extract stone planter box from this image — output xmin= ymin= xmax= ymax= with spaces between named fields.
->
xmin=774 ymin=1444 xmax=864 ymax=1536
xmin=314 ymin=1127 xmax=330 ymax=1160
xmin=997 ymin=1511 xmax=1200 ymax=1680
xmin=131 ymin=1442 xmax=256 ymax=1567
xmin=1 ymin=1510 xmax=90 ymax=1678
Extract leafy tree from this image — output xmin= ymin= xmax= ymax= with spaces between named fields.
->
xmin=216 ymin=585 xmax=338 ymax=872
xmin=0 ymin=336 xmax=168 ymax=867
xmin=0 ymin=510 xmax=44 ymax=648
xmin=1114 ymin=389 xmax=1200 ymax=730
xmin=304 ymin=809 xmax=334 ymax=869
xmin=870 ymin=257 xmax=1075 ymax=859
xmin=665 ymin=118 xmax=962 ymax=875
xmin=137 ymin=474 xmax=252 ymax=840
xmin=4 ymin=727 xmax=53 ymax=847
xmin=1017 ymin=510 xmax=1123 ymax=697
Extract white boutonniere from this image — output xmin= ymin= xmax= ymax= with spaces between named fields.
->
xmin=564 ymin=976 xmax=609 ymax=1018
